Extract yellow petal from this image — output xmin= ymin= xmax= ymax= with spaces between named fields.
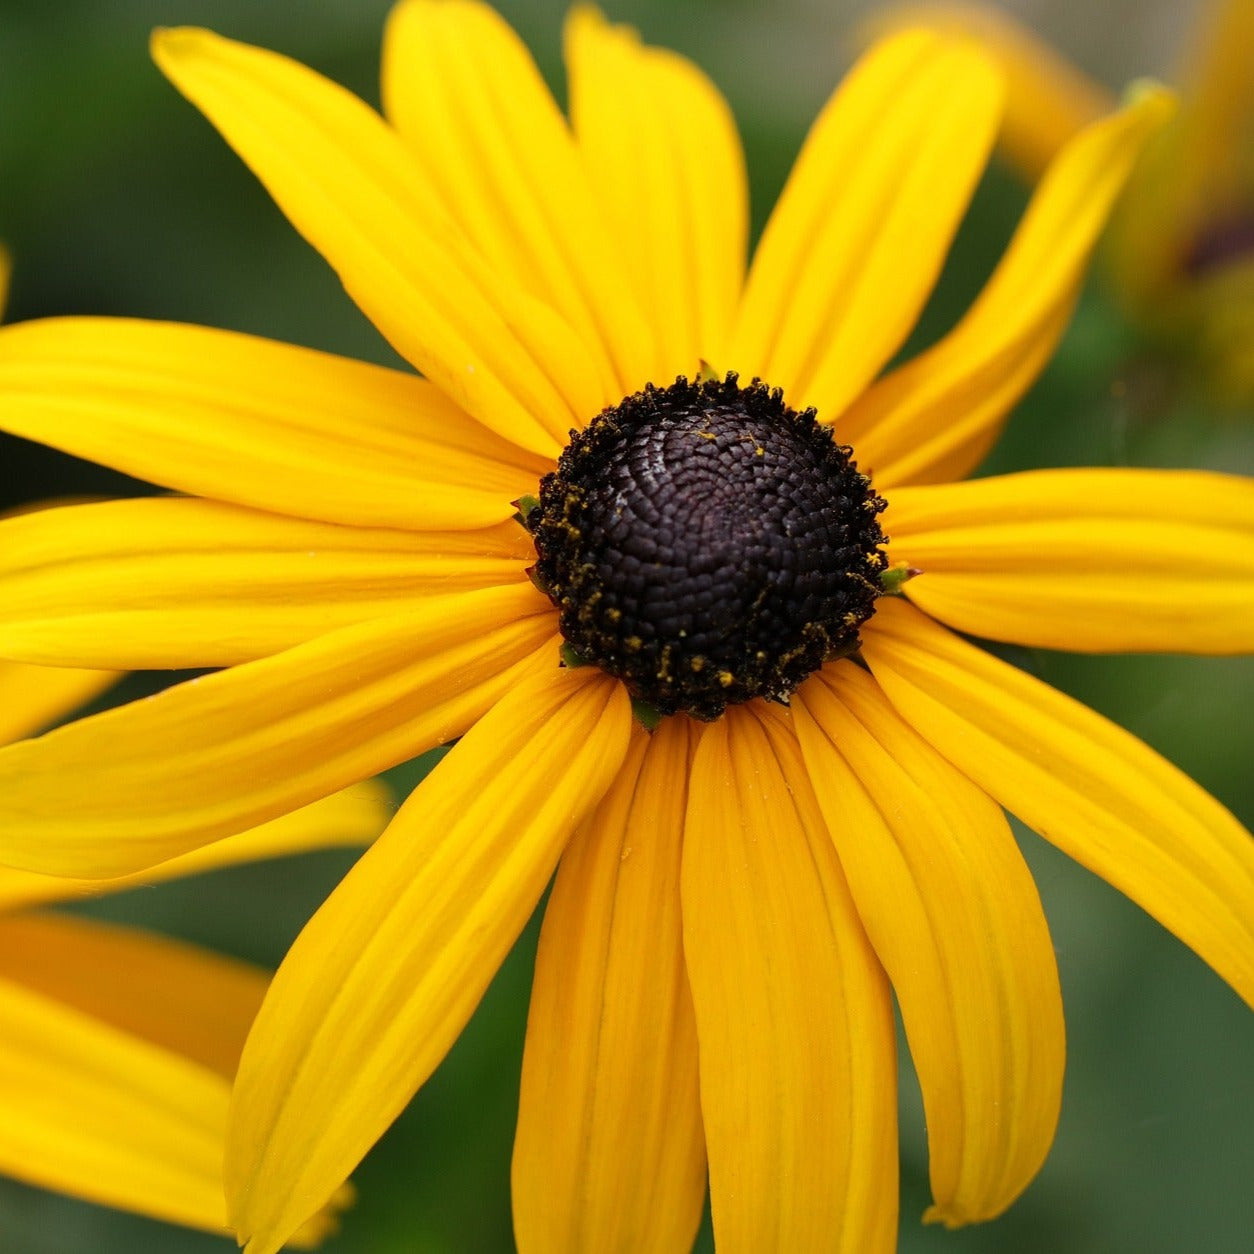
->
xmin=863 ymin=598 xmax=1254 ymax=1009
xmin=682 ymin=706 xmax=898 ymax=1253
xmin=1173 ymin=0 xmax=1254 ymax=209
xmin=842 ymin=86 xmax=1176 ymax=487
xmin=0 ymin=974 xmax=238 ymax=1234
xmin=862 ymin=3 xmax=1112 ymax=179
xmin=383 ymin=0 xmax=654 ymax=401
xmin=0 ymin=781 xmax=392 ymax=913
xmin=0 ymin=317 xmax=547 ymax=529
xmin=0 ymin=584 xmax=556 ymax=877
xmin=0 ymin=496 xmax=534 ymax=667
xmin=0 ymin=659 xmax=119 ymax=744
xmin=0 ymin=961 xmax=347 ymax=1246
xmin=0 ymin=912 xmax=268 ymax=1080
xmin=1108 ymin=0 xmax=1254 ymax=307
xmin=0 ymin=244 xmax=10 ymax=311
xmin=794 ymin=663 xmax=1063 ymax=1225
xmin=729 ymin=29 xmax=1002 ymax=423
xmin=513 ymin=719 xmax=704 ymax=1254
xmin=152 ymin=28 xmax=598 ymax=456
xmin=885 ymin=468 xmax=1254 ymax=652
xmin=564 ymin=5 xmax=747 ymax=379
xmin=226 ymin=667 xmax=632 ymax=1254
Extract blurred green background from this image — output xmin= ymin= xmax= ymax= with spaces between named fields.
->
xmin=1 ymin=1 xmax=1250 ymax=1251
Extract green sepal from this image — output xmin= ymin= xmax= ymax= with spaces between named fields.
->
xmin=631 ymin=697 xmax=662 ymax=732
xmin=879 ymin=561 xmax=920 ymax=596
xmin=560 ymin=642 xmax=590 ymax=669
xmin=512 ymin=493 xmax=541 ymax=526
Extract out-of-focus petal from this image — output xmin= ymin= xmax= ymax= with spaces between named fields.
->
xmin=0 ymin=977 xmax=237 ymax=1235
xmin=0 ymin=781 xmax=392 ymax=913
xmin=861 ymin=3 xmax=1111 ymax=178
xmin=0 ymin=912 xmax=267 ymax=1080
xmin=226 ymin=668 xmax=632 ymax=1254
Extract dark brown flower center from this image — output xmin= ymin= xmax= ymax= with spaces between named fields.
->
xmin=1185 ymin=208 xmax=1254 ymax=276
xmin=525 ymin=374 xmax=887 ymax=721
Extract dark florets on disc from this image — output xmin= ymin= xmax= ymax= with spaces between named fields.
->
xmin=526 ymin=374 xmax=888 ymax=721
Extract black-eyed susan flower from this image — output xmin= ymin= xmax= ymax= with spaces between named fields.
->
xmin=874 ymin=0 xmax=1254 ymax=398
xmin=0 ymin=4 xmax=1249 ymax=1252
xmin=0 ymin=653 xmax=390 ymax=1243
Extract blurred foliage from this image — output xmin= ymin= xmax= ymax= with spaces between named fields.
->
xmin=0 ymin=1 xmax=1250 ymax=1252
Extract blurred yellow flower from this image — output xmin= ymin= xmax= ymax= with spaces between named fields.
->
xmin=875 ymin=0 xmax=1254 ymax=398
xmin=0 ymin=657 xmax=391 ymax=1242
xmin=0 ymin=5 xmax=1248 ymax=1254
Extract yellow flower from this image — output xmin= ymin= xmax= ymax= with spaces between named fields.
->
xmin=0 ymin=655 xmax=391 ymax=1242
xmin=0 ymin=4 xmax=1248 ymax=1252
xmin=873 ymin=0 xmax=1254 ymax=398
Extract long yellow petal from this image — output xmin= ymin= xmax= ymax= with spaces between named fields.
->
xmin=0 ymin=781 xmax=391 ymax=913
xmin=794 ymin=663 xmax=1063 ymax=1225
xmin=152 ymin=28 xmax=598 ymax=457
xmin=0 ymin=317 xmax=547 ymax=529
xmin=0 ymin=497 xmax=534 ymax=667
xmin=1108 ymin=0 xmax=1254 ymax=307
xmin=0 ymin=970 xmax=346 ymax=1245
xmin=0 ymin=912 xmax=267 ymax=1080
xmin=729 ymin=29 xmax=1002 ymax=424
xmin=886 ymin=468 xmax=1254 ymax=652
xmin=383 ymin=0 xmax=653 ymax=402
xmin=842 ymin=86 xmax=1175 ymax=487
xmin=1172 ymin=0 xmax=1254 ymax=211
xmin=863 ymin=598 xmax=1254 ymax=1009
xmin=682 ymin=706 xmax=898 ymax=1253
xmin=0 ymin=659 xmax=119 ymax=744
xmin=863 ymin=3 xmax=1112 ymax=179
xmin=0 ymin=584 xmax=556 ymax=877
xmin=0 ymin=976 xmax=239 ymax=1235
xmin=513 ymin=719 xmax=704 ymax=1254
xmin=564 ymin=5 xmax=747 ymax=380
xmin=0 ymin=244 xmax=10 ymax=310
xmin=226 ymin=667 xmax=632 ymax=1254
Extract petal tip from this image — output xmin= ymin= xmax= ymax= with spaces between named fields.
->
xmin=922 ymin=1201 xmax=969 ymax=1229
xmin=150 ymin=25 xmax=217 ymax=74
xmin=1120 ymin=77 xmax=1177 ymax=125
